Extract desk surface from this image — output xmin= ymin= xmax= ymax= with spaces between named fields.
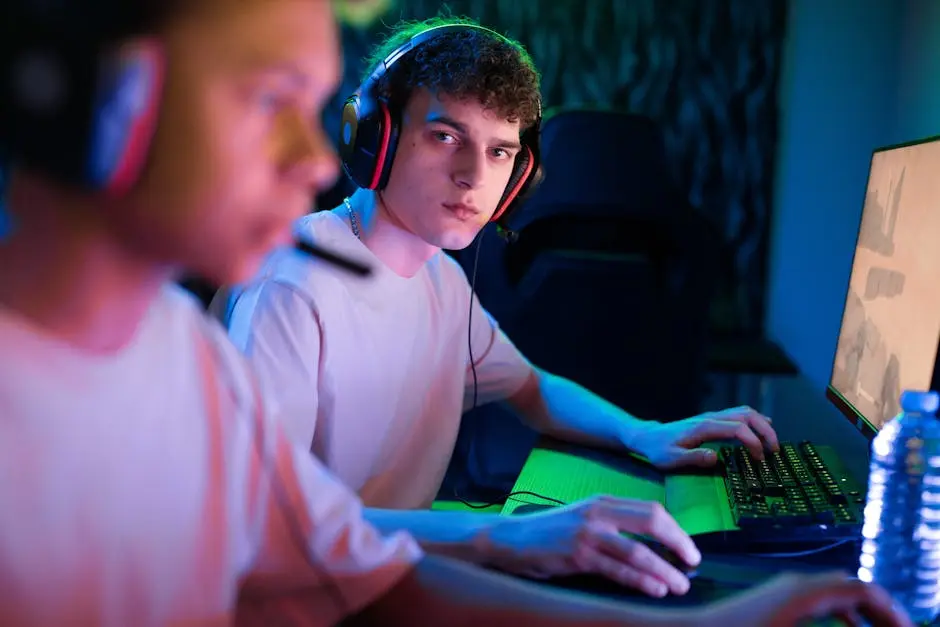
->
xmin=533 ymin=545 xmax=859 ymax=605
xmin=505 ymin=436 xmax=860 ymax=620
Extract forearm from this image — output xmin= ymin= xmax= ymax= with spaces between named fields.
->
xmin=518 ymin=371 xmax=648 ymax=451
xmin=347 ymin=555 xmax=696 ymax=627
xmin=364 ymin=507 xmax=501 ymax=565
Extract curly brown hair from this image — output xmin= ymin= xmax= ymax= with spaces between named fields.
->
xmin=362 ymin=16 xmax=541 ymax=130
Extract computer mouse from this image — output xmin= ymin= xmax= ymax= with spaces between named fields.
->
xmin=512 ymin=505 xmax=698 ymax=578
xmin=643 ymin=539 xmax=699 ymax=579
xmin=537 ymin=541 xmax=701 ymax=602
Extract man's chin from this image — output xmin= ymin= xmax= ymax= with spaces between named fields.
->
xmin=434 ymin=227 xmax=486 ymax=251
xmin=221 ymin=228 xmax=295 ymax=283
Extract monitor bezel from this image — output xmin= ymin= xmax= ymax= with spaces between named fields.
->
xmin=826 ymin=132 xmax=940 ymax=441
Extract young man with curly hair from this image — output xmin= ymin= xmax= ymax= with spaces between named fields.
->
xmin=226 ymin=15 xmax=812 ymax=599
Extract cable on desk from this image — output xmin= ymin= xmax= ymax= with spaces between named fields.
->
xmin=744 ymin=538 xmax=855 ymax=558
xmin=453 ymin=488 xmax=566 ymax=509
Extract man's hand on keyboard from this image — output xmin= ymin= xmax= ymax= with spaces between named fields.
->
xmin=701 ymin=571 xmax=913 ymax=627
xmin=630 ymin=405 xmax=780 ymax=469
xmin=483 ymin=495 xmax=700 ymax=598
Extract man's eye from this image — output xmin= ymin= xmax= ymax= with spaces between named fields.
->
xmin=257 ymin=92 xmax=285 ymax=111
xmin=433 ymin=131 xmax=457 ymax=144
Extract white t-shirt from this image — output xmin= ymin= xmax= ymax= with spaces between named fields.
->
xmin=224 ymin=210 xmax=533 ymax=510
xmin=0 ymin=285 xmax=422 ymax=627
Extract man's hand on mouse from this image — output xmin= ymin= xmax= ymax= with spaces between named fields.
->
xmin=628 ymin=405 xmax=780 ymax=470
xmin=700 ymin=571 xmax=913 ymax=627
xmin=481 ymin=495 xmax=700 ymax=597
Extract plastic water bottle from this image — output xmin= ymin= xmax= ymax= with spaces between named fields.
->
xmin=858 ymin=390 xmax=940 ymax=623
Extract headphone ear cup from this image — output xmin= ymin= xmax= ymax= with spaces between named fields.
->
xmin=338 ymin=95 xmax=371 ymax=188
xmin=88 ymin=40 xmax=165 ymax=197
xmin=516 ymin=164 xmax=543 ymax=207
xmin=0 ymin=38 xmax=164 ymax=195
xmin=491 ymin=144 xmax=536 ymax=223
xmin=339 ymin=95 xmax=399 ymax=191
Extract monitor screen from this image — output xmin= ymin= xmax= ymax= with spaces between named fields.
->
xmin=828 ymin=136 xmax=940 ymax=438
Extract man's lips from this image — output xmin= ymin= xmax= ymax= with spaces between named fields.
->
xmin=443 ymin=202 xmax=480 ymax=220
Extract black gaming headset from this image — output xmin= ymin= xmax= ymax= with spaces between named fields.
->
xmin=0 ymin=3 xmax=166 ymax=197
xmin=337 ymin=24 xmax=543 ymax=229
xmin=0 ymin=3 xmax=371 ymax=275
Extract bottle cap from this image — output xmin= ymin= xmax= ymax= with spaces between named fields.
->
xmin=900 ymin=390 xmax=940 ymax=414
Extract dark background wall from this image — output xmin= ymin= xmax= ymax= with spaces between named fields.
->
xmin=327 ymin=0 xmax=789 ymax=338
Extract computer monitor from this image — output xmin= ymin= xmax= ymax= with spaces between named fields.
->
xmin=827 ymin=135 xmax=940 ymax=440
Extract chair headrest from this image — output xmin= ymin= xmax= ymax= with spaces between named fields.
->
xmin=509 ymin=108 xmax=684 ymax=230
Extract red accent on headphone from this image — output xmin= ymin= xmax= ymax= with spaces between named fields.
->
xmin=368 ymin=101 xmax=394 ymax=190
xmin=103 ymin=41 xmax=166 ymax=198
xmin=490 ymin=145 xmax=535 ymax=222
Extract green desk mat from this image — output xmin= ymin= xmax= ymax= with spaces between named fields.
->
xmin=432 ymin=500 xmax=502 ymax=513
xmin=501 ymin=442 xmax=736 ymax=536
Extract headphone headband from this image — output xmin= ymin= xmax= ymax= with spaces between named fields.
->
xmin=338 ymin=23 xmax=543 ymax=229
xmin=359 ymin=24 xmax=537 ymax=108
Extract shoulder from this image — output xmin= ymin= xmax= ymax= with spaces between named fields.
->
xmin=161 ymin=284 xmax=257 ymax=408
xmin=255 ymin=210 xmax=366 ymax=301
xmin=160 ymin=283 xmax=226 ymax=337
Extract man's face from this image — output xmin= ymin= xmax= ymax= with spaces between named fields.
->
xmin=113 ymin=0 xmax=341 ymax=284
xmin=380 ymin=88 xmax=522 ymax=251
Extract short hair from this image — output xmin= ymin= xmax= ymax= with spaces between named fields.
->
xmin=362 ymin=16 xmax=541 ymax=130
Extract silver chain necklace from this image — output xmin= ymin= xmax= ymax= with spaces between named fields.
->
xmin=343 ymin=197 xmax=361 ymax=241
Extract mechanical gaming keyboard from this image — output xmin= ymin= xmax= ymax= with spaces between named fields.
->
xmin=713 ymin=441 xmax=865 ymax=549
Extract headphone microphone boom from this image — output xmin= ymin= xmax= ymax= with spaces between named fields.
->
xmin=294 ymin=238 xmax=372 ymax=276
